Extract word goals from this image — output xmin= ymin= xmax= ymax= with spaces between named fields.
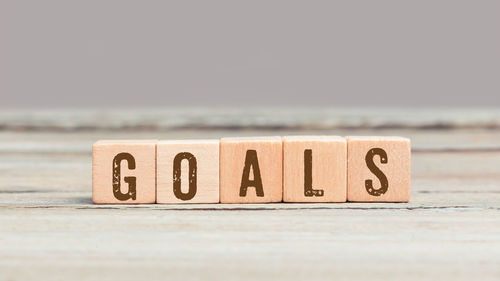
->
xmin=92 ymin=136 xmax=411 ymax=204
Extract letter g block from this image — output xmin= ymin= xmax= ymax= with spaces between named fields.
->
xmin=92 ymin=140 xmax=157 ymax=204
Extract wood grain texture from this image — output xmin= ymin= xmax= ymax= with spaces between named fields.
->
xmin=157 ymin=139 xmax=219 ymax=204
xmin=92 ymin=140 xmax=157 ymax=204
xmin=283 ymin=136 xmax=347 ymax=202
xmin=220 ymin=137 xmax=282 ymax=203
xmin=347 ymin=137 xmax=411 ymax=202
xmin=0 ymin=109 xmax=499 ymax=281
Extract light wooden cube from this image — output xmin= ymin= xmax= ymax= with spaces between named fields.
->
xmin=157 ymin=140 xmax=219 ymax=204
xmin=347 ymin=136 xmax=411 ymax=202
xmin=220 ymin=136 xmax=282 ymax=203
xmin=92 ymin=140 xmax=157 ymax=204
xmin=283 ymin=136 xmax=347 ymax=202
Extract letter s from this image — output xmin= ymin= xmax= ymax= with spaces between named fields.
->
xmin=365 ymin=148 xmax=388 ymax=196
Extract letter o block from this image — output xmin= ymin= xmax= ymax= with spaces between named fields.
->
xmin=156 ymin=140 xmax=219 ymax=204
xmin=347 ymin=136 xmax=411 ymax=202
xmin=92 ymin=140 xmax=157 ymax=204
xmin=220 ymin=137 xmax=282 ymax=203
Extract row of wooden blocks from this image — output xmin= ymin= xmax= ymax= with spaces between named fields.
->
xmin=92 ymin=136 xmax=411 ymax=204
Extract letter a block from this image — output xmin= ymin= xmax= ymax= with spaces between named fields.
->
xmin=92 ymin=140 xmax=157 ymax=204
xmin=220 ymin=137 xmax=282 ymax=203
xmin=283 ymin=136 xmax=347 ymax=202
xmin=157 ymin=140 xmax=219 ymax=204
xmin=347 ymin=137 xmax=411 ymax=202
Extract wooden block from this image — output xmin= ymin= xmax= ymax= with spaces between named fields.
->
xmin=283 ymin=136 xmax=347 ymax=202
xmin=92 ymin=140 xmax=157 ymax=204
xmin=220 ymin=136 xmax=282 ymax=203
xmin=157 ymin=139 xmax=219 ymax=204
xmin=347 ymin=136 xmax=411 ymax=202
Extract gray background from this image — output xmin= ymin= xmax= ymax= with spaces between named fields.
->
xmin=1 ymin=0 xmax=499 ymax=108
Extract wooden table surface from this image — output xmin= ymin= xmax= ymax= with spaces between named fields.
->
xmin=0 ymin=109 xmax=499 ymax=280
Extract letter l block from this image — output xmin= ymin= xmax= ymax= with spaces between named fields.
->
xmin=283 ymin=136 xmax=347 ymax=202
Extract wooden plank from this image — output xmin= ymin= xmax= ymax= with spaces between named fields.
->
xmin=0 ymin=108 xmax=500 ymax=130
xmin=0 ymin=114 xmax=499 ymax=281
xmin=0 ymin=205 xmax=499 ymax=281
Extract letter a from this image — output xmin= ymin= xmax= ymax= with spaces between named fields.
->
xmin=239 ymin=150 xmax=264 ymax=197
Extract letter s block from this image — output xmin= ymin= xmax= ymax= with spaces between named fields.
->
xmin=220 ymin=137 xmax=282 ymax=203
xmin=347 ymin=137 xmax=411 ymax=202
xmin=92 ymin=140 xmax=157 ymax=204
